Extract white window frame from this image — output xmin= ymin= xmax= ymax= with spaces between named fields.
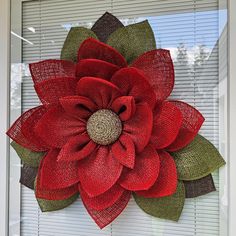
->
xmin=0 ymin=0 xmax=236 ymax=235
xmin=0 ymin=0 xmax=10 ymax=235
xmin=228 ymin=0 xmax=236 ymax=235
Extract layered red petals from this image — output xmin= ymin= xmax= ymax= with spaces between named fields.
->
xmin=78 ymin=146 xmax=123 ymax=197
xmin=57 ymin=135 xmax=96 ymax=162
xmin=123 ymin=103 xmax=153 ymax=153
xmin=111 ymin=67 xmax=156 ymax=109
xmin=111 ymin=96 xmax=136 ymax=121
xmin=111 ymin=134 xmax=135 ymax=169
xmin=166 ymin=101 xmax=205 ymax=151
xmin=36 ymin=182 xmax=78 ymax=201
xmin=76 ymin=59 xmax=119 ymax=80
xmin=7 ymin=106 xmax=48 ymax=151
xmin=78 ymin=38 xmax=127 ymax=67
xmin=136 ymin=151 xmax=177 ymax=198
xmin=79 ymin=184 xmax=125 ymax=211
xmin=119 ymin=145 xmax=160 ymax=191
xmin=36 ymin=165 xmax=78 ymax=200
xmin=35 ymin=77 xmax=77 ymax=106
xmin=151 ymin=101 xmax=183 ymax=149
xmin=35 ymin=106 xmax=86 ymax=148
xmin=77 ymin=77 xmax=122 ymax=108
xmin=60 ymin=95 xmax=97 ymax=119
xmin=39 ymin=149 xmax=79 ymax=190
xmin=29 ymin=59 xmax=76 ymax=85
xmin=82 ymin=190 xmax=131 ymax=229
xmin=132 ymin=49 xmax=174 ymax=101
xmin=8 ymin=25 xmax=210 ymax=229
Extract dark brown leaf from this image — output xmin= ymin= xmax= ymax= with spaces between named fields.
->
xmin=91 ymin=12 xmax=124 ymax=42
xmin=20 ymin=164 xmax=38 ymax=190
xmin=184 ymin=174 xmax=216 ymax=198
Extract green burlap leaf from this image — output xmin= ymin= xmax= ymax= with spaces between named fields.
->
xmin=37 ymin=193 xmax=79 ymax=212
xmin=61 ymin=27 xmax=97 ymax=62
xmin=106 ymin=20 xmax=156 ymax=64
xmin=172 ymin=134 xmax=226 ymax=181
xmin=133 ymin=181 xmax=185 ymax=221
xmin=11 ymin=141 xmax=45 ymax=168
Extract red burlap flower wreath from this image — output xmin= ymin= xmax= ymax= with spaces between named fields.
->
xmin=7 ymin=12 xmax=225 ymax=229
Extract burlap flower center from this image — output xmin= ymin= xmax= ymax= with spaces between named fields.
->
xmin=86 ymin=109 xmax=122 ymax=145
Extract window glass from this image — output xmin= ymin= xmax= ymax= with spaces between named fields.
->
xmin=9 ymin=0 xmax=228 ymax=235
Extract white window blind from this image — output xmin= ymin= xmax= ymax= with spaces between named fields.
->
xmin=19 ymin=0 xmax=225 ymax=235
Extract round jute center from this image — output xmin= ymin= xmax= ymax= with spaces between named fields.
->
xmin=86 ymin=109 xmax=122 ymax=145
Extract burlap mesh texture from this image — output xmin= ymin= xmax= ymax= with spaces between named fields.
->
xmin=79 ymin=184 xmax=125 ymax=211
xmin=133 ymin=181 xmax=185 ymax=221
xmin=11 ymin=141 xmax=45 ymax=168
xmin=91 ymin=12 xmax=124 ymax=43
xmin=37 ymin=193 xmax=79 ymax=212
xmin=107 ymin=20 xmax=156 ymax=64
xmin=60 ymin=27 xmax=97 ymax=62
xmin=166 ymin=101 xmax=205 ymax=152
xmin=86 ymin=109 xmax=122 ymax=145
xmin=82 ymin=191 xmax=131 ymax=229
xmin=35 ymin=171 xmax=78 ymax=201
xmin=35 ymin=77 xmax=77 ymax=106
xmin=118 ymin=145 xmax=160 ymax=192
xmin=135 ymin=150 xmax=177 ymax=198
xmin=37 ymin=149 xmax=79 ymax=191
xmin=78 ymin=38 xmax=127 ymax=67
xmin=7 ymin=106 xmax=48 ymax=152
xmin=20 ymin=164 xmax=38 ymax=190
xmin=35 ymin=150 xmax=79 ymax=201
xmin=150 ymin=102 xmax=182 ymax=149
xmin=184 ymin=174 xmax=216 ymax=198
xmin=30 ymin=60 xmax=75 ymax=85
xmin=132 ymin=50 xmax=174 ymax=102
xmin=172 ymin=134 xmax=225 ymax=180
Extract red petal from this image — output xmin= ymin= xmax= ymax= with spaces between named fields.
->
xmin=60 ymin=95 xmax=97 ymax=119
xmin=111 ymin=67 xmax=156 ymax=109
xmin=123 ymin=103 xmax=153 ymax=153
xmin=166 ymin=101 xmax=205 ymax=151
xmin=29 ymin=59 xmax=76 ymax=85
xmin=82 ymin=190 xmax=131 ymax=229
xmin=7 ymin=106 xmax=48 ymax=151
xmin=151 ymin=101 xmax=183 ymax=149
xmin=111 ymin=134 xmax=135 ymax=169
xmin=77 ymin=77 xmax=122 ymax=108
xmin=111 ymin=96 xmax=136 ymax=121
xmin=132 ymin=49 xmax=174 ymax=101
xmin=78 ymin=146 xmax=123 ymax=197
xmin=136 ymin=150 xmax=177 ymax=198
xmin=76 ymin=59 xmax=119 ymax=81
xmin=34 ymin=77 xmax=77 ymax=106
xmin=57 ymin=134 xmax=97 ymax=162
xmin=35 ymin=106 xmax=86 ymax=148
xmin=79 ymin=184 xmax=125 ymax=210
xmin=77 ymin=38 xmax=127 ymax=67
xmin=36 ymin=182 xmax=78 ymax=201
xmin=119 ymin=145 xmax=160 ymax=191
xmin=40 ymin=149 xmax=79 ymax=190
xmin=36 ymin=161 xmax=78 ymax=200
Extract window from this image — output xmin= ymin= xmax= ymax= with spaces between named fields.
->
xmin=8 ymin=0 xmax=228 ymax=235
